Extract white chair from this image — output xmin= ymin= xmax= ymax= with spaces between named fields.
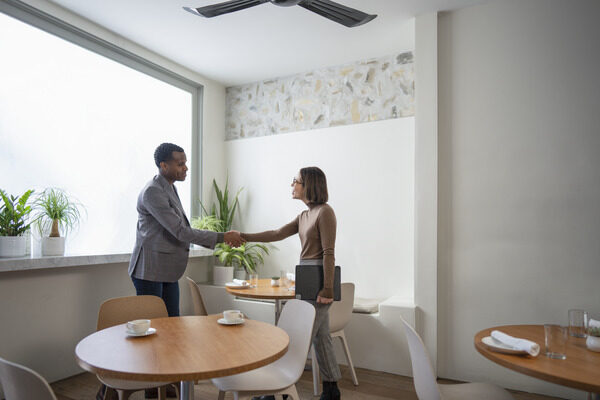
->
xmin=211 ymin=299 xmax=316 ymax=400
xmin=96 ymin=295 xmax=174 ymax=400
xmin=0 ymin=357 xmax=58 ymax=400
xmin=400 ymin=318 xmax=514 ymax=400
xmin=186 ymin=276 xmax=208 ymax=316
xmin=311 ymin=282 xmax=358 ymax=395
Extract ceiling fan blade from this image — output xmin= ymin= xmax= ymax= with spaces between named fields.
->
xmin=298 ymin=0 xmax=376 ymax=27
xmin=184 ymin=0 xmax=269 ymax=18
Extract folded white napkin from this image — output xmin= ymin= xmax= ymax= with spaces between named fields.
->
xmin=491 ymin=330 xmax=540 ymax=356
xmin=286 ymin=272 xmax=295 ymax=281
xmin=232 ymin=279 xmax=249 ymax=286
xmin=589 ymin=319 xmax=600 ymax=328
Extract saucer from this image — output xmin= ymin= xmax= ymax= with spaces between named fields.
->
xmin=225 ymin=282 xmax=250 ymax=289
xmin=218 ymin=318 xmax=245 ymax=325
xmin=126 ymin=327 xmax=157 ymax=337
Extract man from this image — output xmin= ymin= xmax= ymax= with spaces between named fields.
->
xmin=129 ymin=142 xmax=243 ymax=317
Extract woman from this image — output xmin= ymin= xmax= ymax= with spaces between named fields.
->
xmin=241 ymin=166 xmax=342 ymax=400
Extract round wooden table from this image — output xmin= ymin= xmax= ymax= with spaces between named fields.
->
xmin=226 ymin=278 xmax=296 ymax=323
xmin=75 ymin=314 xmax=289 ymax=400
xmin=474 ymin=325 xmax=600 ymax=395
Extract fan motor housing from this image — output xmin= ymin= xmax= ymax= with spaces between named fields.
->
xmin=270 ymin=0 xmax=303 ymax=7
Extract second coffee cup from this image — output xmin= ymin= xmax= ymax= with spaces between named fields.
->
xmin=223 ymin=310 xmax=243 ymax=322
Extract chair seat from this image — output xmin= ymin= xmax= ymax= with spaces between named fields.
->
xmin=212 ymin=363 xmax=297 ymax=392
xmin=439 ymin=382 xmax=514 ymax=400
xmin=98 ymin=375 xmax=169 ymax=390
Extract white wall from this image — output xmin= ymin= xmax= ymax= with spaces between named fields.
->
xmin=438 ymin=1 xmax=600 ymax=398
xmin=224 ymin=117 xmax=415 ymax=301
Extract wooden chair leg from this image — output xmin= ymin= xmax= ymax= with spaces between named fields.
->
xmin=158 ymin=385 xmax=166 ymax=400
xmin=338 ymin=331 xmax=358 ymax=385
xmin=218 ymin=390 xmax=226 ymax=400
xmin=286 ymin=384 xmax=300 ymax=400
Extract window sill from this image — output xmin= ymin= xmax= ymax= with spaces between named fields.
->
xmin=0 ymin=246 xmax=215 ymax=273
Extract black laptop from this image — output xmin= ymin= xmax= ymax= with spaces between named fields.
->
xmin=294 ymin=265 xmax=341 ymax=301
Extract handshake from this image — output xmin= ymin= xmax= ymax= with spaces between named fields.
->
xmin=223 ymin=230 xmax=245 ymax=247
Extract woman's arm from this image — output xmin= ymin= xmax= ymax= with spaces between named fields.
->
xmin=316 ymin=206 xmax=337 ymax=300
xmin=241 ymin=216 xmax=299 ymax=243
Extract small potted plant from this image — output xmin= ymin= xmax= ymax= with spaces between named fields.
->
xmin=0 ymin=189 xmax=35 ymax=257
xmin=213 ymin=242 xmax=271 ymax=282
xmin=32 ymin=188 xmax=84 ymax=256
xmin=270 ymin=276 xmax=280 ymax=287
xmin=587 ymin=327 xmax=600 ymax=352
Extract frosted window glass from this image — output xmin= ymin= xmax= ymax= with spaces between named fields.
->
xmin=0 ymin=13 xmax=192 ymax=255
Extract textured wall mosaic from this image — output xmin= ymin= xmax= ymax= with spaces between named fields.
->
xmin=225 ymin=52 xmax=414 ymax=140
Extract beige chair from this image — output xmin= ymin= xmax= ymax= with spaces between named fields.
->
xmin=400 ymin=318 xmax=514 ymax=400
xmin=311 ymin=282 xmax=358 ymax=395
xmin=0 ymin=357 xmax=58 ymax=400
xmin=96 ymin=295 xmax=174 ymax=400
xmin=212 ymin=299 xmax=316 ymax=400
xmin=186 ymin=276 xmax=208 ymax=316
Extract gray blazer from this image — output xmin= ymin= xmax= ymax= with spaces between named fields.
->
xmin=129 ymin=174 xmax=221 ymax=282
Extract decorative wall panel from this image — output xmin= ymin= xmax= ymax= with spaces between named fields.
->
xmin=225 ymin=52 xmax=414 ymax=140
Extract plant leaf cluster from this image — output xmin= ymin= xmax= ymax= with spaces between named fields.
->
xmin=0 ymin=189 xmax=35 ymax=236
xmin=199 ymin=177 xmax=242 ymax=233
xmin=214 ymin=242 xmax=271 ymax=274
xmin=32 ymin=188 xmax=84 ymax=237
xmin=190 ymin=214 xmax=224 ymax=232
xmin=589 ymin=327 xmax=600 ymax=337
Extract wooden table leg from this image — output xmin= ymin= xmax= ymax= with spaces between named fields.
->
xmin=180 ymin=381 xmax=194 ymax=400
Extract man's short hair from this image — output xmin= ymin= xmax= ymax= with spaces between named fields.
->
xmin=154 ymin=143 xmax=184 ymax=167
xmin=300 ymin=166 xmax=328 ymax=204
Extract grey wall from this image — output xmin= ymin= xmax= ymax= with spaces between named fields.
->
xmin=438 ymin=1 xmax=600 ymax=398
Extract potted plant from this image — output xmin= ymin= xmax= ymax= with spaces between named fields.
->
xmin=198 ymin=177 xmax=244 ymax=285
xmin=213 ymin=242 xmax=271 ymax=279
xmin=32 ymin=188 xmax=84 ymax=256
xmin=587 ymin=327 xmax=600 ymax=352
xmin=0 ymin=189 xmax=35 ymax=257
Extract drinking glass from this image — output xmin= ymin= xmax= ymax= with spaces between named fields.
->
xmin=544 ymin=324 xmax=567 ymax=360
xmin=568 ymin=309 xmax=588 ymax=338
xmin=280 ymin=270 xmax=289 ymax=287
xmin=249 ymin=274 xmax=259 ymax=287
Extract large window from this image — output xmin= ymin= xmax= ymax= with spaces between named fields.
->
xmin=0 ymin=10 xmax=199 ymax=255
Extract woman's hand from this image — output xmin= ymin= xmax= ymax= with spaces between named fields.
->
xmin=317 ymin=296 xmax=333 ymax=304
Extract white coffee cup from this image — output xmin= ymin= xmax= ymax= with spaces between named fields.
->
xmin=126 ymin=319 xmax=151 ymax=334
xmin=223 ymin=310 xmax=243 ymax=323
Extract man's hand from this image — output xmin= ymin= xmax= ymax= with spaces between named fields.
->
xmin=224 ymin=230 xmax=245 ymax=247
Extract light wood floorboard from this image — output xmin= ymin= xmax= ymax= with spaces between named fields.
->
xmin=50 ymin=365 xmax=566 ymax=400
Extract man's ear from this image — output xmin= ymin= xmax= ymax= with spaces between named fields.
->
xmin=159 ymin=161 xmax=167 ymax=172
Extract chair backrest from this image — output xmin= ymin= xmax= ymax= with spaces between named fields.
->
xmin=329 ymin=282 xmax=355 ymax=333
xmin=400 ymin=318 xmax=442 ymax=400
xmin=0 ymin=357 xmax=58 ymax=400
xmin=271 ymin=299 xmax=316 ymax=381
xmin=186 ymin=276 xmax=208 ymax=316
xmin=97 ymin=295 xmax=168 ymax=331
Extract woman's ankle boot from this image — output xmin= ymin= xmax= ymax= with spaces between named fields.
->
xmin=319 ymin=381 xmax=341 ymax=400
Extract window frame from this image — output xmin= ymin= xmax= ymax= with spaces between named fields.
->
xmin=0 ymin=0 xmax=204 ymax=218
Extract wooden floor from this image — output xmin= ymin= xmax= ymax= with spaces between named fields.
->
xmin=50 ymin=365 xmax=565 ymax=400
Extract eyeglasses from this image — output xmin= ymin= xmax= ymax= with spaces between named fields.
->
xmin=292 ymin=177 xmax=303 ymax=185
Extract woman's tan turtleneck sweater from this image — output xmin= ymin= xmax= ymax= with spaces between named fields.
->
xmin=241 ymin=203 xmax=336 ymax=299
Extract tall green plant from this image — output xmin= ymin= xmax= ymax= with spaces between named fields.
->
xmin=200 ymin=176 xmax=243 ymax=232
xmin=214 ymin=242 xmax=271 ymax=274
xmin=32 ymin=188 xmax=84 ymax=237
xmin=0 ymin=189 xmax=35 ymax=236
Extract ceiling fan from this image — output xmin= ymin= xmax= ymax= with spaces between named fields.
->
xmin=183 ymin=0 xmax=377 ymax=28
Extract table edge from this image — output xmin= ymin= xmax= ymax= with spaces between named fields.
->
xmin=474 ymin=325 xmax=600 ymax=393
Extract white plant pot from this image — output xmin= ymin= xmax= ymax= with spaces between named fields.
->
xmin=0 ymin=236 xmax=28 ymax=258
xmin=42 ymin=237 xmax=66 ymax=256
xmin=213 ymin=265 xmax=233 ymax=286
xmin=586 ymin=336 xmax=600 ymax=352
xmin=234 ymin=268 xmax=247 ymax=280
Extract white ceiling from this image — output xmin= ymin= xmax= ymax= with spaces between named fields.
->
xmin=48 ymin=0 xmax=488 ymax=86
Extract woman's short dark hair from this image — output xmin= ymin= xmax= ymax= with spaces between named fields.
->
xmin=154 ymin=143 xmax=184 ymax=167
xmin=300 ymin=166 xmax=328 ymax=204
